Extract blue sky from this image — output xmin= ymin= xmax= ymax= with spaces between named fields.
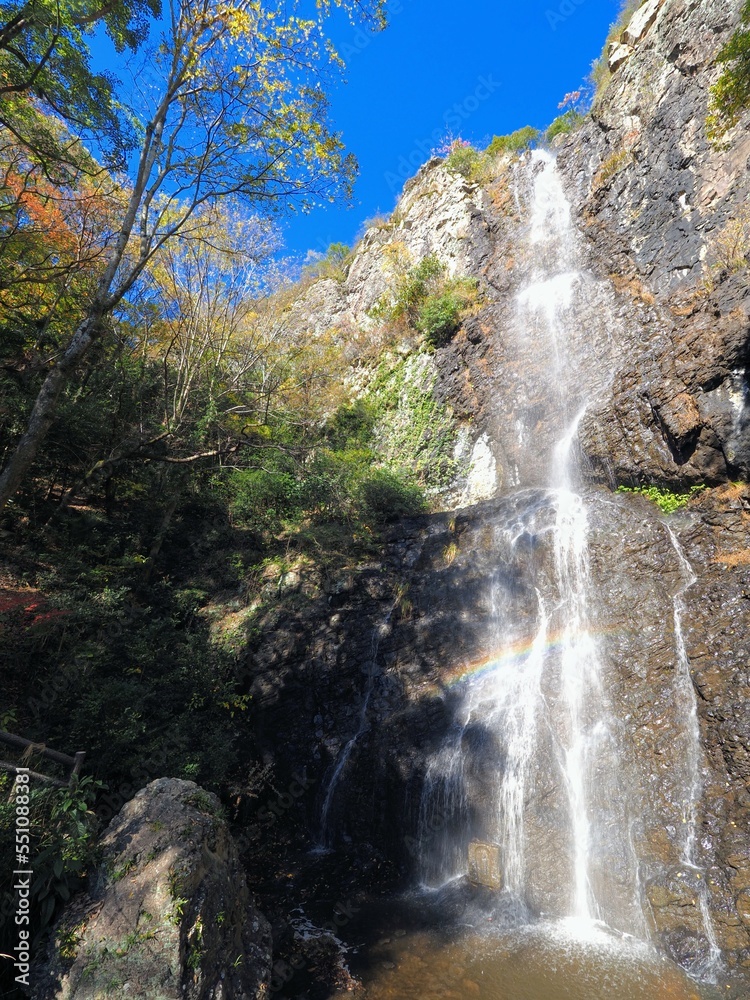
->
xmin=283 ymin=0 xmax=624 ymax=260
xmin=91 ymin=0 xmax=624 ymax=261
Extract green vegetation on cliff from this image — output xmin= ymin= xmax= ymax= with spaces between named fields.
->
xmin=590 ymin=0 xmax=645 ymax=102
xmin=616 ymin=483 xmax=706 ymax=514
xmin=370 ymin=250 xmax=480 ymax=349
xmin=486 ymin=127 xmax=540 ymax=156
xmin=708 ymin=0 xmax=750 ymax=141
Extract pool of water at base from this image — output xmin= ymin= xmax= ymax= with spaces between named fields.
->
xmin=329 ymin=897 xmax=748 ymax=1000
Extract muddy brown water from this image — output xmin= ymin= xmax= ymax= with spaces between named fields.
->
xmin=334 ymin=928 xmax=733 ymax=1000
xmin=325 ymin=894 xmax=747 ymax=1000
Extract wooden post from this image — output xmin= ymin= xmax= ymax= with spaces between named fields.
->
xmin=71 ymin=751 xmax=86 ymax=782
xmin=0 ymin=730 xmax=76 ymax=767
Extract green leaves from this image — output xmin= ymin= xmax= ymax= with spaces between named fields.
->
xmin=616 ymin=483 xmax=706 ymax=514
xmin=707 ymin=0 xmax=750 ymax=142
xmin=416 ymin=291 xmax=463 ymax=350
xmin=0 ymin=0 xmax=391 ymax=513
xmin=486 ymin=126 xmax=539 ymax=157
xmin=545 ymin=109 xmax=585 ymax=142
xmin=0 ymin=0 xmax=162 ymax=169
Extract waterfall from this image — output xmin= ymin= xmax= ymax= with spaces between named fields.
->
xmin=666 ymin=526 xmax=722 ymax=975
xmin=418 ymin=151 xmax=690 ymax=945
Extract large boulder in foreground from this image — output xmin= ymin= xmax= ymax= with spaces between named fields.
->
xmin=33 ymin=777 xmax=271 ymax=1000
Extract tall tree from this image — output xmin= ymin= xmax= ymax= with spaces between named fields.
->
xmin=0 ymin=0 xmax=386 ymax=513
xmin=0 ymin=0 xmax=162 ymax=169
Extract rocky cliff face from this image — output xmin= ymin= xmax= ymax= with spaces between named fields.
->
xmin=244 ymin=484 xmax=750 ymax=972
xmin=282 ymin=1 xmax=749 ymax=497
xmin=237 ymin=0 xmax=750 ymax=982
xmin=561 ymin=0 xmax=750 ymax=488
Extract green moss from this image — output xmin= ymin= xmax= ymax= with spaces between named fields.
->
xmin=367 ymin=354 xmax=458 ymax=489
xmin=616 ymin=483 xmax=706 ymax=514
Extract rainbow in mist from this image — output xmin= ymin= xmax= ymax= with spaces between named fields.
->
xmin=427 ymin=624 xmax=631 ymax=694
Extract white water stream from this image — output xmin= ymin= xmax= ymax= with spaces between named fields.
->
xmin=417 ymin=151 xmax=720 ymax=970
xmin=667 ymin=525 xmax=722 ymax=973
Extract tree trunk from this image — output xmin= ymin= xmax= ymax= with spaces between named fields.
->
xmin=142 ymin=491 xmax=181 ymax=583
xmin=0 ymin=313 xmax=102 ymax=513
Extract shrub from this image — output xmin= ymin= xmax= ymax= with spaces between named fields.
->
xmin=487 ymin=126 xmax=540 ymax=157
xmin=710 ymin=208 xmax=750 ymax=273
xmin=362 ymin=212 xmax=394 ymax=232
xmin=546 ymin=110 xmax=586 ymax=141
xmin=0 ymin=774 xmax=101 ymax=945
xmin=444 ymin=139 xmax=478 ymax=176
xmin=369 ymin=252 xmax=445 ymax=325
xmin=590 ymin=0 xmax=644 ymax=103
xmin=324 ymin=400 xmax=377 ymax=450
xmin=442 ymin=139 xmax=496 ymax=184
xmin=395 ymin=254 xmax=445 ymax=319
xmin=230 ymin=469 xmax=307 ymax=530
xmin=302 ymin=448 xmax=371 ymax=521
xmin=359 ymin=470 xmax=425 ymax=522
xmin=301 ymin=242 xmax=352 ymax=282
xmin=417 ymin=291 xmax=463 ymax=349
xmin=370 ymin=251 xmax=479 ymax=350
xmin=708 ymin=1 xmax=750 ymax=142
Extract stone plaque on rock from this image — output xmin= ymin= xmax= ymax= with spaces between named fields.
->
xmin=468 ymin=840 xmax=502 ymax=889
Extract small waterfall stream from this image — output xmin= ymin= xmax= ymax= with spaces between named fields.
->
xmin=416 ymin=151 xmax=718 ymax=968
xmin=667 ymin=525 xmax=722 ymax=973
xmin=316 ymin=602 xmax=395 ymax=849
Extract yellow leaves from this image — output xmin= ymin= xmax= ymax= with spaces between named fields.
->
xmin=380 ymin=240 xmax=413 ymax=278
xmin=215 ymin=3 xmax=253 ymax=39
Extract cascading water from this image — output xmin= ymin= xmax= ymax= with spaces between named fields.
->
xmin=666 ymin=526 xmax=722 ymax=975
xmin=417 ymin=151 xmax=717 ymax=967
xmin=316 ymin=603 xmax=395 ymax=849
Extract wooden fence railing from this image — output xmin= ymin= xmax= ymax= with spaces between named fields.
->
xmin=0 ymin=731 xmax=85 ymax=787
